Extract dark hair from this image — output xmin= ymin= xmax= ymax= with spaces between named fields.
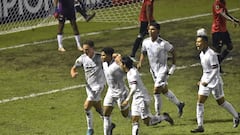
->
xmin=197 ymin=36 xmax=208 ymax=42
xmin=101 ymin=47 xmax=115 ymax=56
xmin=121 ymin=56 xmax=133 ymax=69
xmin=149 ymin=22 xmax=160 ymax=30
xmin=83 ymin=40 xmax=94 ymax=47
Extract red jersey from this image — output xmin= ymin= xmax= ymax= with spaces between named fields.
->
xmin=212 ymin=0 xmax=227 ymax=33
xmin=139 ymin=0 xmax=154 ymax=22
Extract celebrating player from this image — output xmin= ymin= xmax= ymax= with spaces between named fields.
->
xmin=119 ymin=56 xmax=174 ymax=135
xmin=211 ymin=0 xmax=240 ymax=73
xmin=101 ymin=47 xmax=130 ymax=135
xmin=137 ymin=22 xmax=185 ymax=117
xmin=54 ymin=0 xmax=82 ymax=52
xmin=191 ymin=28 xmax=240 ymax=133
xmin=70 ymin=40 xmax=105 ymax=135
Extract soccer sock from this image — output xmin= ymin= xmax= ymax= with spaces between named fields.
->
xmin=221 ymin=49 xmax=230 ymax=62
xmin=74 ymin=35 xmax=81 ymax=48
xmin=103 ymin=116 xmax=111 ymax=135
xmin=96 ymin=108 xmax=104 ymax=119
xmin=131 ymin=37 xmax=143 ymax=57
xmin=132 ymin=122 xmax=139 ymax=135
xmin=85 ymin=110 xmax=93 ymax=129
xmin=149 ymin=115 xmax=164 ymax=125
xmin=57 ymin=34 xmax=63 ymax=48
xmin=164 ymin=90 xmax=180 ymax=106
xmin=196 ymin=103 xmax=204 ymax=127
xmin=220 ymin=101 xmax=238 ymax=118
xmin=154 ymin=94 xmax=162 ymax=115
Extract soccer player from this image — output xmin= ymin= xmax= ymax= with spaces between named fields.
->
xmin=137 ymin=22 xmax=185 ymax=117
xmin=212 ymin=0 xmax=240 ymax=73
xmin=130 ymin=0 xmax=155 ymax=61
xmin=101 ymin=47 xmax=130 ymax=135
xmin=119 ymin=56 xmax=174 ymax=135
xmin=191 ymin=28 xmax=240 ymax=133
xmin=54 ymin=0 xmax=82 ymax=52
xmin=74 ymin=0 xmax=96 ymax=22
xmin=70 ymin=40 xmax=106 ymax=135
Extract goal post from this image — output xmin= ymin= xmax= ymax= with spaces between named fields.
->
xmin=0 ymin=0 xmax=142 ymax=35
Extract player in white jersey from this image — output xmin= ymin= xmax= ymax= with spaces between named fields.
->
xmin=137 ymin=22 xmax=185 ymax=117
xmin=101 ymin=47 xmax=130 ymax=135
xmin=70 ymin=40 xmax=106 ymax=135
xmin=191 ymin=28 xmax=240 ymax=133
xmin=118 ymin=56 xmax=174 ymax=135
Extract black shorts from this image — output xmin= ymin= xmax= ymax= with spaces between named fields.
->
xmin=212 ymin=32 xmax=232 ymax=53
xmin=58 ymin=0 xmax=76 ymax=22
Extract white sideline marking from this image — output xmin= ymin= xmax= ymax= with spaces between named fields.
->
xmin=0 ymin=84 xmax=85 ymax=104
xmin=0 ymin=57 xmax=233 ymax=104
xmin=0 ymin=8 xmax=239 ymax=51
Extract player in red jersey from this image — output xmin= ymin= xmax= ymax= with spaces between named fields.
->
xmin=212 ymin=0 xmax=240 ymax=73
xmin=130 ymin=0 xmax=155 ymax=61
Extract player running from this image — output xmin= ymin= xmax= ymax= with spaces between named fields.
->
xmin=211 ymin=0 xmax=240 ymax=73
xmin=137 ymin=22 xmax=185 ymax=117
xmin=118 ymin=56 xmax=174 ymax=135
xmin=70 ymin=40 xmax=106 ymax=135
xmin=101 ymin=47 xmax=130 ymax=135
xmin=191 ymin=28 xmax=240 ymax=133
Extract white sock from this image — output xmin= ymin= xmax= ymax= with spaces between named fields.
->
xmin=149 ymin=115 xmax=164 ymax=125
xmin=132 ymin=122 xmax=139 ymax=135
xmin=164 ymin=90 xmax=180 ymax=105
xmin=220 ymin=101 xmax=238 ymax=118
xmin=103 ymin=116 xmax=111 ymax=135
xmin=57 ymin=34 xmax=63 ymax=48
xmin=85 ymin=110 xmax=93 ymax=129
xmin=197 ymin=103 xmax=204 ymax=127
xmin=74 ymin=35 xmax=81 ymax=48
xmin=154 ymin=94 xmax=162 ymax=115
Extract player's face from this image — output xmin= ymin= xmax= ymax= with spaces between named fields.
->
xmin=148 ymin=25 xmax=159 ymax=40
xmin=101 ymin=51 xmax=111 ymax=62
xmin=83 ymin=44 xmax=94 ymax=58
xmin=195 ymin=37 xmax=206 ymax=51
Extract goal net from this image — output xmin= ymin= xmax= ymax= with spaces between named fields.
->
xmin=0 ymin=0 xmax=142 ymax=35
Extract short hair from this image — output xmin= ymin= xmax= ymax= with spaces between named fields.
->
xmin=83 ymin=40 xmax=94 ymax=47
xmin=197 ymin=35 xmax=208 ymax=42
xmin=149 ymin=22 xmax=160 ymax=30
xmin=121 ymin=56 xmax=133 ymax=69
xmin=101 ymin=47 xmax=115 ymax=56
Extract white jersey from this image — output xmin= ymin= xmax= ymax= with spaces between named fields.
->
xmin=74 ymin=52 xmax=106 ymax=90
xmin=141 ymin=37 xmax=173 ymax=75
xmin=200 ymin=47 xmax=222 ymax=88
xmin=127 ymin=67 xmax=151 ymax=104
xmin=103 ymin=61 xmax=128 ymax=97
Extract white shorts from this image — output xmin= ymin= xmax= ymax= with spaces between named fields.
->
xmin=198 ymin=82 xmax=224 ymax=100
xmin=151 ymin=72 xmax=168 ymax=87
xmin=131 ymin=100 xmax=151 ymax=119
xmin=103 ymin=90 xmax=129 ymax=111
xmin=86 ymin=84 xmax=104 ymax=101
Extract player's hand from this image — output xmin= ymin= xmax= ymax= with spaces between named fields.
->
xmin=53 ymin=7 xmax=59 ymax=19
xmin=71 ymin=71 xmax=78 ymax=78
xmin=168 ymin=64 xmax=176 ymax=75
xmin=121 ymin=100 xmax=128 ymax=107
xmin=201 ymin=82 xmax=208 ymax=87
xmin=137 ymin=62 xmax=142 ymax=69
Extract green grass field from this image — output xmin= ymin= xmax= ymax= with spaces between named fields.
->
xmin=0 ymin=0 xmax=240 ymax=134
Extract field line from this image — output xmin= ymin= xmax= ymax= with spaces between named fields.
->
xmin=0 ymin=8 xmax=239 ymax=52
xmin=0 ymin=57 xmax=233 ymax=104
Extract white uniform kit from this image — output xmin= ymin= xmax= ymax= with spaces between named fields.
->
xmin=103 ymin=61 xmax=129 ymax=109
xmin=74 ymin=53 xmax=106 ymax=101
xmin=141 ymin=37 xmax=173 ymax=87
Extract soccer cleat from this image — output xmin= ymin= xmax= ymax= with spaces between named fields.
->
xmin=233 ymin=113 xmax=240 ymax=128
xmin=109 ymin=123 xmax=116 ymax=135
xmin=86 ymin=129 xmax=94 ymax=135
xmin=190 ymin=126 xmax=204 ymax=133
xmin=177 ymin=102 xmax=185 ymax=117
xmin=58 ymin=47 xmax=66 ymax=52
xmin=163 ymin=112 xmax=174 ymax=125
xmin=85 ymin=12 xmax=96 ymax=22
